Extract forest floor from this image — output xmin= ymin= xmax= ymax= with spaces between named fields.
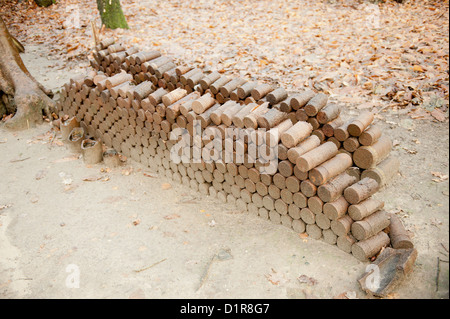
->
xmin=0 ymin=0 xmax=449 ymax=299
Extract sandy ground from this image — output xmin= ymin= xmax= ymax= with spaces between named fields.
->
xmin=0 ymin=46 xmax=448 ymax=300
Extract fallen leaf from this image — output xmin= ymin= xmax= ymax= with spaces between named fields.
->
xmin=0 ymin=204 xmax=12 ymax=211
xmin=101 ymin=196 xmax=124 ymax=203
xmin=83 ymin=175 xmax=102 ymax=182
xmin=62 ymin=178 xmax=73 ymax=185
xmin=121 ymin=167 xmax=133 ymax=176
xmin=412 ymin=65 xmax=425 ymax=73
xmin=35 ymin=169 xmax=47 ymax=180
xmin=265 ymin=268 xmax=288 ymax=286
xmin=431 ymin=108 xmax=447 ymax=122
xmin=403 ymin=147 xmax=417 ymax=154
xmin=299 ymin=233 xmax=308 ymax=239
xmin=161 ymin=183 xmax=172 ymax=190
xmin=143 ymin=172 xmax=158 ymax=178
xmin=10 ymin=157 xmax=31 ymax=163
xmin=52 ymin=155 xmax=79 ymax=163
xmin=164 ymin=214 xmax=180 ymax=220
xmin=297 ymin=275 xmax=318 ymax=286
xmin=431 ymin=172 xmax=449 ymax=183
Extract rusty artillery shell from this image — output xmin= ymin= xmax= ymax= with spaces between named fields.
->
xmin=61 ymin=115 xmax=80 ymax=140
xmin=134 ymin=51 xmax=162 ymax=65
xmin=348 ymin=111 xmax=375 ymax=137
xmin=280 ymin=121 xmax=313 ymax=148
xmin=316 ymin=213 xmax=331 ymax=230
xmin=359 ymin=125 xmax=382 ymax=146
xmin=304 ymin=93 xmax=328 ymax=116
xmin=322 ymin=117 xmax=344 ymax=138
xmin=243 ymin=102 xmax=270 ymax=129
xmin=166 ymin=92 xmax=201 ymax=120
xmin=351 ymin=210 xmax=390 ymax=240
xmin=286 ymin=135 xmax=321 ymax=165
xmin=210 ymin=76 xmax=231 ymax=95
xmin=277 ymin=160 xmax=293 ymax=178
xmin=330 ymin=214 xmax=353 ymax=237
xmin=99 ymin=37 xmax=115 ymax=50
xmin=175 ymin=65 xmax=192 ymax=77
xmin=293 ymin=192 xmax=307 ymax=209
xmin=317 ymin=103 xmax=341 ymax=124
xmin=220 ymin=77 xmax=247 ymax=98
xmin=108 ymin=43 xmax=125 ymax=54
xmin=285 ymin=176 xmax=300 ymax=193
xmin=306 ymin=224 xmax=322 ymax=240
xmin=323 ymin=229 xmax=338 ymax=245
xmin=154 ymin=62 xmax=177 ymax=79
xmin=232 ymin=103 xmax=258 ymax=128
xmin=162 ymin=88 xmax=187 ymax=107
xmin=209 ymin=101 xmax=235 ymax=125
xmin=187 ymin=70 xmax=204 ymax=88
xmin=148 ymin=88 xmax=168 ymax=106
xmin=300 ymin=180 xmax=317 ymax=197
xmin=317 ymin=168 xmax=360 ymax=203
xmin=296 ymin=141 xmax=339 ymax=172
xmin=103 ymin=149 xmax=121 ymax=168
xmin=388 ymin=213 xmax=414 ymax=249
xmin=257 ymin=108 xmax=289 ymax=129
xmin=251 ymin=83 xmax=274 ymax=100
xmin=343 ymin=137 xmax=360 ymax=153
xmin=145 ymin=56 xmax=173 ymax=74
xmin=300 ymin=208 xmax=315 ymax=225
xmin=292 ymin=219 xmax=306 ymax=233
xmin=307 ymin=196 xmax=324 ymax=214
xmin=266 ymin=87 xmax=288 ymax=105
xmin=237 ymin=82 xmax=257 ymax=100
xmin=323 ymin=196 xmax=349 ymax=221
xmin=351 ymin=231 xmax=390 ymax=262
xmin=309 ymin=153 xmax=353 ymax=186
xmin=290 ymin=89 xmax=316 ymax=110
xmin=344 ymin=177 xmax=380 ymax=205
xmin=353 ymin=135 xmax=392 ymax=169
xmin=337 ymin=234 xmax=356 ymax=253
xmin=288 ymin=204 xmax=301 ymax=221
xmin=334 ymin=120 xmax=352 ymax=142
xmin=67 ymin=127 xmax=85 ymax=153
xmin=197 ymin=103 xmax=221 ymax=128
xmin=133 ymin=81 xmax=153 ymax=101
xmin=307 ymin=117 xmax=320 ymax=130
xmin=199 ymin=71 xmax=221 ymax=90
xmin=192 ymin=93 xmax=216 ymax=114
xmin=265 ymin=119 xmax=293 ymax=147
xmin=348 ymin=197 xmax=384 ymax=221
xmin=360 ymin=156 xmax=399 ymax=188
xmin=279 ymin=96 xmax=294 ymax=113
xmin=105 ymin=72 xmax=133 ymax=90
xmin=81 ymin=138 xmax=103 ymax=164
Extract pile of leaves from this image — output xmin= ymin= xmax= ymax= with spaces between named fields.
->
xmin=1 ymin=0 xmax=448 ymax=120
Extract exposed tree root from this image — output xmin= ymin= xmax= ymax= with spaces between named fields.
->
xmin=0 ymin=15 xmax=55 ymax=131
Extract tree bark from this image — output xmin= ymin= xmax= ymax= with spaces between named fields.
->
xmin=97 ymin=0 xmax=129 ymax=30
xmin=0 ymin=16 xmax=55 ymax=130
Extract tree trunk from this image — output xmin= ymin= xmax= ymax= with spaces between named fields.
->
xmin=34 ymin=0 xmax=54 ymax=7
xmin=0 ymin=16 xmax=55 ymax=130
xmin=97 ymin=0 xmax=129 ymax=30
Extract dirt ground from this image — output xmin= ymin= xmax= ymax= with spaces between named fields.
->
xmin=0 ymin=44 xmax=448 ymax=299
